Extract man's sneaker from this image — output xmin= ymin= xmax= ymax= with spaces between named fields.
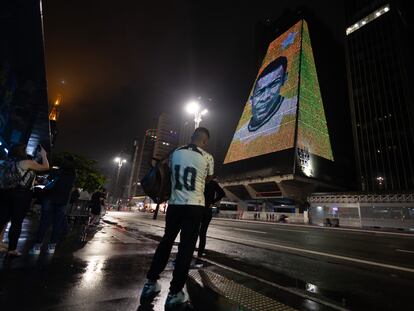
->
xmin=47 ymin=243 xmax=56 ymax=254
xmin=140 ymin=281 xmax=161 ymax=302
xmin=6 ymin=250 xmax=22 ymax=257
xmin=190 ymin=258 xmax=203 ymax=268
xmin=0 ymin=242 xmax=8 ymax=252
xmin=194 ymin=258 xmax=203 ymax=268
xmin=30 ymin=243 xmax=42 ymax=255
xmin=165 ymin=291 xmax=188 ymax=308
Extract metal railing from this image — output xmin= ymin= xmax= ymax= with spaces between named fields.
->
xmin=214 ymin=211 xmax=305 ymax=224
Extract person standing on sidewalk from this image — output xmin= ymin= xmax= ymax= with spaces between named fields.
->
xmin=194 ymin=177 xmax=225 ymax=266
xmin=140 ymin=127 xmax=214 ymax=309
xmin=89 ymin=187 xmax=105 ymax=226
xmin=31 ymin=155 xmax=76 ymax=254
xmin=0 ymin=144 xmax=49 ymax=256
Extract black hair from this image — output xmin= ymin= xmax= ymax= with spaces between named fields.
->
xmin=61 ymin=155 xmax=75 ymax=172
xmin=254 ymin=56 xmax=288 ymax=91
xmin=193 ymin=127 xmax=210 ymax=139
xmin=9 ymin=144 xmax=28 ymax=161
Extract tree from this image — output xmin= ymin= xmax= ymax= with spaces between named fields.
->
xmin=52 ymin=152 xmax=105 ymax=192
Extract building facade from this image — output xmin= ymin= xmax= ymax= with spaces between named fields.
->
xmin=346 ymin=0 xmax=414 ymax=191
xmin=0 ymin=0 xmax=50 ymax=157
xmin=134 ymin=129 xmax=157 ymax=196
xmin=153 ymin=113 xmax=179 ymax=160
xmin=309 ymin=193 xmax=414 ymax=230
xmin=178 ymin=119 xmax=193 ymax=146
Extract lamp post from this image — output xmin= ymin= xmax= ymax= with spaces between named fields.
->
xmin=185 ymin=100 xmax=208 ymax=129
xmin=114 ymin=157 xmax=127 ymax=201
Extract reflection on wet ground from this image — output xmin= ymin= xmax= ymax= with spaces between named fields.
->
xmin=109 ymin=212 xmax=414 ymax=311
xmin=0 ymin=217 xmax=174 ymax=311
xmin=2 ymin=212 xmax=413 ymax=310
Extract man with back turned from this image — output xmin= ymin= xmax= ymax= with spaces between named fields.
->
xmin=140 ymin=127 xmax=214 ymax=309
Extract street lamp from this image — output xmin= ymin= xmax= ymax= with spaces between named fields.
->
xmin=185 ymin=100 xmax=208 ymax=129
xmin=114 ymin=157 xmax=127 ymax=201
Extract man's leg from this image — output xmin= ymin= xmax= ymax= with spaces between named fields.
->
xmin=50 ymin=204 xmax=67 ymax=244
xmin=146 ymin=205 xmax=181 ymax=281
xmin=197 ymin=208 xmax=212 ymax=258
xmin=0 ymin=190 xmax=11 ymax=243
xmin=169 ymin=205 xmax=202 ymax=294
xmin=89 ymin=214 xmax=96 ymax=225
xmin=8 ymin=189 xmax=32 ymax=251
xmin=94 ymin=210 xmax=101 ymax=224
xmin=35 ymin=200 xmax=53 ymax=244
xmin=0 ymin=225 xmax=5 ymax=241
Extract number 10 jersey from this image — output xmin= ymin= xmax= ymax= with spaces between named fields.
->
xmin=169 ymin=144 xmax=214 ymax=206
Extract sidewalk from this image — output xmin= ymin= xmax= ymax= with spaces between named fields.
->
xmin=0 ymin=216 xmax=169 ymax=310
xmin=0 ymin=215 xmax=325 ymax=311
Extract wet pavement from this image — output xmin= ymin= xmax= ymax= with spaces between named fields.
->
xmin=109 ymin=211 xmax=414 ymax=311
xmin=1 ymin=211 xmax=413 ymax=310
xmin=0 ymin=216 xmax=176 ymax=311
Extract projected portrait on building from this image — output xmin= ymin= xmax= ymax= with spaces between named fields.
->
xmin=224 ymin=21 xmax=301 ymax=164
xmin=224 ymin=20 xmax=333 ymax=165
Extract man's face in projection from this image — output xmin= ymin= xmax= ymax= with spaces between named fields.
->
xmin=250 ymin=65 xmax=286 ymax=129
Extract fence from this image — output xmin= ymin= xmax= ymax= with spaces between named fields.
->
xmin=214 ymin=211 xmax=305 ymax=224
xmin=67 ymin=200 xmax=91 ymax=223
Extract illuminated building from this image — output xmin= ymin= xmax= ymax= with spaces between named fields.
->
xmin=221 ymin=12 xmax=353 ymax=208
xmin=0 ymin=0 xmax=50 ymax=157
xmin=48 ymin=95 xmax=61 ymax=122
xmin=345 ymin=1 xmax=414 ymax=191
xmin=49 ymin=94 xmax=62 ymax=147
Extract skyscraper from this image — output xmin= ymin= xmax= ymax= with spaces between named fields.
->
xmin=345 ymin=0 xmax=414 ymax=191
xmin=132 ymin=113 xmax=179 ymax=196
xmin=134 ymin=129 xmax=157 ymax=196
xmin=0 ymin=0 xmax=50 ymax=157
xmin=178 ymin=119 xmax=193 ymax=146
xmin=153 ymin=113 xmax=179 ymax=160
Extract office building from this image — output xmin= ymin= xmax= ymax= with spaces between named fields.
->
xmin=345 ymin=1 xmax=414 ymax=191
xmin=153 ymin=113 xmax=179 ymax=160
xmin=0 ymin=0 xmax=50 ymax=157
xmin=178 ymin=119 xmax=193 ymax=146
xmin=134 ymin=129 xmax=157 ymax=196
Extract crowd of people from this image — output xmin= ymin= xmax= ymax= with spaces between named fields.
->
xmin=0 ymin=144 xmax=106 ymax=256
xmin=1 ymin=129 xmax=223 ymax=309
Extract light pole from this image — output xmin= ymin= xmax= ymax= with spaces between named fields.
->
xmin=185 ymin=100 xmax=208 ymax=129
xmin=127 ymin=140 xmax=139 ymax=198
xmin=114 ymin=157 xmax=127 ymax=201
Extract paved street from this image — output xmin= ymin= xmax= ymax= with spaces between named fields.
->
xmin=109 ymin=211 xmax=414 ymax=310
xmin=1 ymin=211 xmax=413 ymax=310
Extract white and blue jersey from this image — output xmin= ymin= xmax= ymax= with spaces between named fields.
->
xmin=169 ymin=144 xmax=214 ymax=207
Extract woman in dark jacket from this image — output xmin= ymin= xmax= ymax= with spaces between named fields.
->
xmin=31 ymin=155 xmax=76 ymax=254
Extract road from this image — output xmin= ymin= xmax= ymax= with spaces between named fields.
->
xmin=108 ymin=211 xmax=414 ymax=310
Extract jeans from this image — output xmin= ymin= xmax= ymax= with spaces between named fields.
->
xmin=147 ymin=204 xmax=203 ymax=294
xmin=197 ymin=207 xmax=212 ymax=257
xmin=0 ymin=188 xmax=33 ymax=251
xmin=36 ymin=200 xmax=67 ymax=244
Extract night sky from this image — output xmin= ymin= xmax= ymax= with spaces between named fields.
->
xmin=43 ymin=0 xmax=345 ymax=174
